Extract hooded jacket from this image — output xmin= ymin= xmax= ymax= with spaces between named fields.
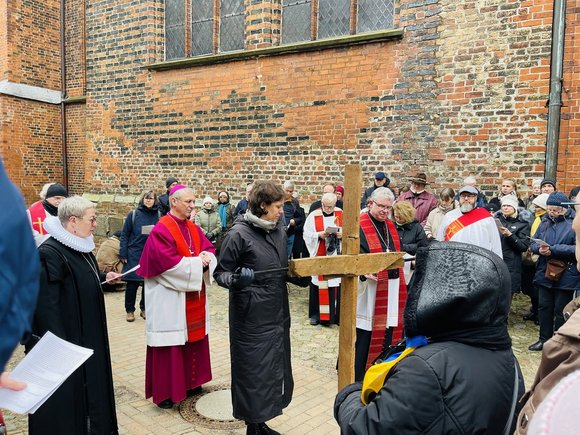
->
xmin=335 ymin=242 xmax=524 ymax=434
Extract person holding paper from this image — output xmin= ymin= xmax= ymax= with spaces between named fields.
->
xmin=304 ymin=192 xmax=343 ymax=326
xmin=29 ymin=196 xmax=120 ymax=434
xmin=120 ymin=190 xmax=161 ymax=322
xmin=138 ymin=185 xmax=217 ymax=409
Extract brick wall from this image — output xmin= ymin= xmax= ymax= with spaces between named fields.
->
xmin=558 ymin=2 xmax=580 ymax=193
xmin=2 ymin=0 xmax=580 ymax=207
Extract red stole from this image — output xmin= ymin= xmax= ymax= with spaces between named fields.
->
xmin=313 ymin=210 xmax=343 ymax=322
xmin=29 ymin=201 xmax=47 ymax=235
xmin=444 ymin=207 xmax=491 ymax=241
xmin=360 ymin=213 xmax=407 ymax=369
xmin=159 ymin=215 xmax=206 ymax=342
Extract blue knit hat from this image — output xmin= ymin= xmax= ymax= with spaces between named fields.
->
xmin=546 ymin=191 xmax=568 ymax=207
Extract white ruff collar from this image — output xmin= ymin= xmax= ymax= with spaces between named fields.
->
xmin=43 ymin=216 xmax=96 ymax=253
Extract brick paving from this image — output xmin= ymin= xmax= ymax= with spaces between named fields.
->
xmin=3 ymin=285 xmax=541 ymax=435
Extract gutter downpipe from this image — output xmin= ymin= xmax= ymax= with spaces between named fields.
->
xmin=60 ymin=0 xmax=69 ymax=190
xmin=544 ymin=0 xmax=566 ymax=182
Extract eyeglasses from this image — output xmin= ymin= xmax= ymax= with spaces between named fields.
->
xmin=372 ymin=202 xmax=393 ymax=210
xmin=321 ymin=204 xmax=335 ymax=211
xmin=77 ymin=216 xmax=97 ymax=224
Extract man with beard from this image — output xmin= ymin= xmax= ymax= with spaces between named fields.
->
xmin=437 ymin=185 xmax=502 ymax=258
xmin=27 ymin=182 xmax=69 ymax=246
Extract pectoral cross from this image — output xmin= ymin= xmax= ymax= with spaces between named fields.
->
xmin=288 ymin=164 xmax=404 ymax=390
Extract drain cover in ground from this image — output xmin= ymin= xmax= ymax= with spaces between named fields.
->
xmin=179 ymin=384 xmax=245 ymax=430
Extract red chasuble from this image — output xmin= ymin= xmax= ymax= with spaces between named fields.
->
xmin=158 ymin=215 xmax=206 ymax=342
xmin=313 ymin=210 xmax=343 ymax=322
xmin=28 ymin=201 xmax=47 ymax=235
xmin=444 ymin=207 xmax=491 ymax=241
xmin=360 ymin=213 xmax=407 ymax=369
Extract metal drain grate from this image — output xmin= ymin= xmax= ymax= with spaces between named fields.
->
xmin=179 ymin=383 xmax=245 ymax=430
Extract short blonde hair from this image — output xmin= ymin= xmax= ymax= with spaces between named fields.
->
xmin=393 ymin=201 xmax=416 ymax=225
xmin=58 ymin=196 xmax=96 ymax=225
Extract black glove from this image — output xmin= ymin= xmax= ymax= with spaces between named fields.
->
xmin=233 ymin=267 xmax=254 ymax=289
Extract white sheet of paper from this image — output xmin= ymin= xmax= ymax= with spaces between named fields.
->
xmin=0 ymin=331 xmax=93 ymax=414
xmin=529 ymin=237 xmax=550 ymax=247
xmin=101 ymin=264 xmax=140 ymax=284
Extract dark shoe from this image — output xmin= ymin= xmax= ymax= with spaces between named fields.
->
xmin=187 ymin=386 xmax=202 ymax=397
xmin=309 ymin=317 xmax=319 ymax=325
xmin=258 ymin=423 xmax=280 ymax=435
xmin=523 ymin=312 xmax=538 ymax=322
xmin=157 ymin=398 xmax=174 ymax=409
xmin=140 ymin=310 xmax=146 ymax=320
xmin=528 ymin=340 xmax=544 ymax=352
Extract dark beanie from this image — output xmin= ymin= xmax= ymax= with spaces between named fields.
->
xmin=546 ymin=191 xmax=568 ymax=207
xmin=569 ymin=186 xmax=580 ymax=200
xmin=540 ymin=179 xmax=556 ymax=189
xmin=45 ymin=183 xmax=68 ymax=199
xmin=165 ymin=177 xmax=178 ymax=188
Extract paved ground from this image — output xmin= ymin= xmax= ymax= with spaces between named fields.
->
xmin=4 ymin=285 xmax=541 ymax=434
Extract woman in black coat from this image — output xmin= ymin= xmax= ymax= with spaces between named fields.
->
xmin=120 ymin=190 xmax=160 ymax=321
xmin=392 ymin=200 xmax=427 ymax=255
xmin=495 ymin=195 xmax=531 ymax=294
xmin=335 ymin=243 xmax=524 ymax=435
xmin=214 ymin=181 xmax=292 ymax=435
xmin=30 ymin=197 xmax=120 ymax=435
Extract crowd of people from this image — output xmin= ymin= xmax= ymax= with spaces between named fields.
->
xmin=1 ymin=165 xmax=579 ymax=435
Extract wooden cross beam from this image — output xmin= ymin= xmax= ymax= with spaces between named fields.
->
xmin=289 ymin=164 xmax=404 ymax=390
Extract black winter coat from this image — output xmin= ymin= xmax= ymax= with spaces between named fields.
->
xmin=214 ymin=217 xmax=293 ymax=423
xmin=335 ymin=342 xmax=520 ymax=434
xmin=496 ymin=212 xmax=531 ymax=293
xmin=30 ymin=238 xmax=118 ymax=434
xmin=394 ymin=220 xmax=427 ymax=255
xmin=120 ymin=204 xmax=160 ymax=281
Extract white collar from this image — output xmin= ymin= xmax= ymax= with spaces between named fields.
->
xmin=43 ymin=216 xmax=96 ymax=253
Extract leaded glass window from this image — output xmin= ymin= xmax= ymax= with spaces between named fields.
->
xmin=191 ymin=0 xmax=214 ymax=56
xmin=357 ymin=0 xmax=395 ymax=33
xmin=281 ymin=0 xmax=312 ymax=44
xmin=318 ymin=0 xmax=350 ymax=39
xmin=166 ymin=0 xmax=186 ymax=60
xmin=219 ymin=0 xmax=245 ymax=52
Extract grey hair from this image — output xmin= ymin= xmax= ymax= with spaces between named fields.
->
xmin=283 ymin=180 xmax=295 ymax=190
xmin=39 ymin=182 xmax=55 ymax=200
xmin=370 ymin=187 xmax=395 ymax=203
xmin=321 ymin=192 xmax=337 ymax=206
xmin=463 ymin=176 xmax=477 ymax=186
xmin=58 ymin=196 xmax=96 ymax=225
xmin=532 ymin=178 xmax=543 ymax=188
xmin=169 ymin=187 xmax=195 ymax=202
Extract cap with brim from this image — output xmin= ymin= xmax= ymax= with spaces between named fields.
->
xmin=458 ymin=186 xmax=478 ymax=196
xmin=375 ymin=172 xmax=386 ymax=180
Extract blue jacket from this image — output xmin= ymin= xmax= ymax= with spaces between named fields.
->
xmin=531 ymin=209 xmax=580 ymax=290
xmin=120 ymin=204 xmax=160 ymax=281
xmin=0 ymin=160 xmax=40 ymax=370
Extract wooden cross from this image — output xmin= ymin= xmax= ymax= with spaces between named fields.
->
xmin=288 ymin=164 xmax=404 ymax=390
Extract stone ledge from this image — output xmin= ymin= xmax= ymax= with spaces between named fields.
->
xmin=147 ymin=29 xmax=404 ymax=71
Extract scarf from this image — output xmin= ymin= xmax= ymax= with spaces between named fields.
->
xmin=218 ymin=202 xmax=229 ymax=228
xmin=42 ymin=200 xmax=58 ymax=217
xmin=244 ymin=209 xmax=277 ymax=232
xmin=531 ymin=209 xmax=546 ymax=237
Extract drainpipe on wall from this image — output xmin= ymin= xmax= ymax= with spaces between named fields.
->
xmin=60 ymin=0 xmax=69 ymax=190
xmin=544 ymin=0 xmax=566 ymax=182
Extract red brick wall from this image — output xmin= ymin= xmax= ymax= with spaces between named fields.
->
xmin=558 ymin=1 xmax=580 ymax=194
xmin=2 ymin=0 xmax=580 ymax=206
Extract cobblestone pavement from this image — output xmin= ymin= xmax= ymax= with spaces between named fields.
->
xmin=4 ymin=286 xmax=541 ymax=434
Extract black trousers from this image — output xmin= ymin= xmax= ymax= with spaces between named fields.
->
xmin=125 ymin=280 xmax=145 ymax=313
xmin=537 ymin=285 xmax=573 ymax=342
xmin=354 ymin=327 xmax=394 ymax=382
xmin=521 ymin=263 xmax=538 ymax=315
